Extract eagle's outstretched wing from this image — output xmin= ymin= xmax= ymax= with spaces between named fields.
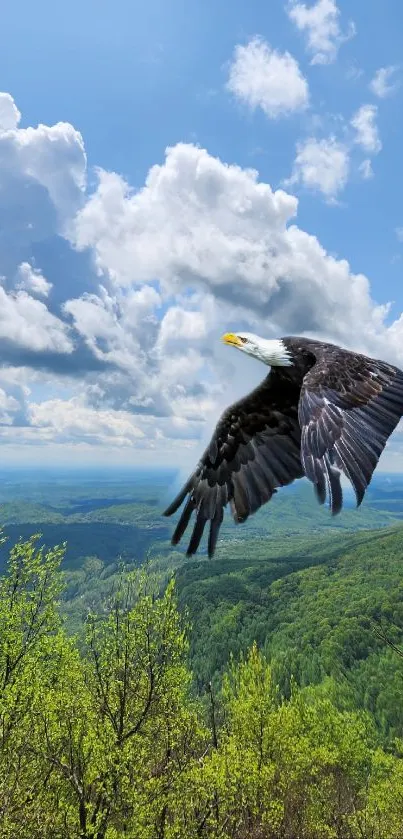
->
xmin=163 ymin=372 xmax=304 ymax=557
xmin=298 ymin=345 xmax=403 ymax=513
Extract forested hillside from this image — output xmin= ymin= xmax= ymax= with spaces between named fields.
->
xmin=51 ymin=518 xmax=403 ymax=746
xmin=2 ymin=534 xmax=403 ymax=839
xmin=3 ymin=472 xmax=403 ymax=835
xmin=174 ymin=525 xmax=403 ymax=741
xmin=0 ymin=469 xmax=173 ymax=571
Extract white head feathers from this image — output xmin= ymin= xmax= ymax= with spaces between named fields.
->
xmin=221 ymin=332 xmax=293 ymax=367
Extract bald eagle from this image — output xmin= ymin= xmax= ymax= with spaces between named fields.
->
xmin=163 ymin=333 xmax=403 ymax=557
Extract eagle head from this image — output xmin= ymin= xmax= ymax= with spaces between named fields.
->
xmin=221 ymin=332 xmax=293 ymax=367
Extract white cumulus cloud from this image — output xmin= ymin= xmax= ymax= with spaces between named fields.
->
xmin=71 ymin=142 xmax=298 ymax=299
xmin=288 ymin=104 xmax=382 ymax=201
xmin=285 ymin=136 xmax=349 ymax=201
xmin=370 ymin=66 xmax=399 ymax=99
xmin=71 ymin=139 xmax=403 ymax=368
xmin=0 ymin=387 xmax=20 ymax=425
xmin=226 ymin=37 xmax=309 ymax=118
xmin=0 ymin=92 xmax=21 ymax=131
xmin=30 ymin=397 xmax=145 ymax=447
xmin=351 ymin=104 xmax=382 ymax=154
xmin=0 ymin=115 xmax=86 ymax=222
xmin=0 ymin=285 xmax=73 ymax=353
xmin=287 ymin=0 xmax=355 ymax=65
xmin=15 ymin=262 xmax=53 ymax=297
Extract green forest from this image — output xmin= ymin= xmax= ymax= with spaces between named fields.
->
xmin=2 ymin=529 xmax=403 ymax=839
xmin=3 ymin=474 xmax=403 ymax=837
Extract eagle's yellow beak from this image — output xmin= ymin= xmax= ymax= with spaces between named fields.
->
xmin=221 ymin=332 xmax=243 ymax=348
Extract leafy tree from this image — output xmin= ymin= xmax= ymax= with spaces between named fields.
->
xmin=2 ymin=534 xmax=403 ymax=838
xmin=1 ymin=538 xmax=204 ymax=838
xmin=190 ymin=646 xmax=376 ymax=839
xmin=0 ymin=534 xmax=65 ymax=837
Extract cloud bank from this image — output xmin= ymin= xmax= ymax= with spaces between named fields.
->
xmin=0 ymin=93 xmax=402 ymax=465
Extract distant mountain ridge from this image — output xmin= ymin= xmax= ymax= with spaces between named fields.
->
xmin=0 ymin=471 xmax=403 ymax=571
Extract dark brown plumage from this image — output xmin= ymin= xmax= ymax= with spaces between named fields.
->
xmin=163 ymin=336 xmax=403 ymax=557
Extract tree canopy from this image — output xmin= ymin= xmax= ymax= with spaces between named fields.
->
xmin=2 ymin=534 xmax=403 ymax=838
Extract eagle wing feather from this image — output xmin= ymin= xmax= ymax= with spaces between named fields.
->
xmin=163 ymin=372 xmax=304 ymax=557
xmin=299 ymin=347 xmax=403 ymax=512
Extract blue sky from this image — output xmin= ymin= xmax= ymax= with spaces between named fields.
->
xmin=2 ymin=0 xmax=402 ymax=296
xmin=0 ymin=0 xmax=403 ymax=469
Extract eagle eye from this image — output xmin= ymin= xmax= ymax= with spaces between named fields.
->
xmin=239 ymin=336 xmax=247 ymax=344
